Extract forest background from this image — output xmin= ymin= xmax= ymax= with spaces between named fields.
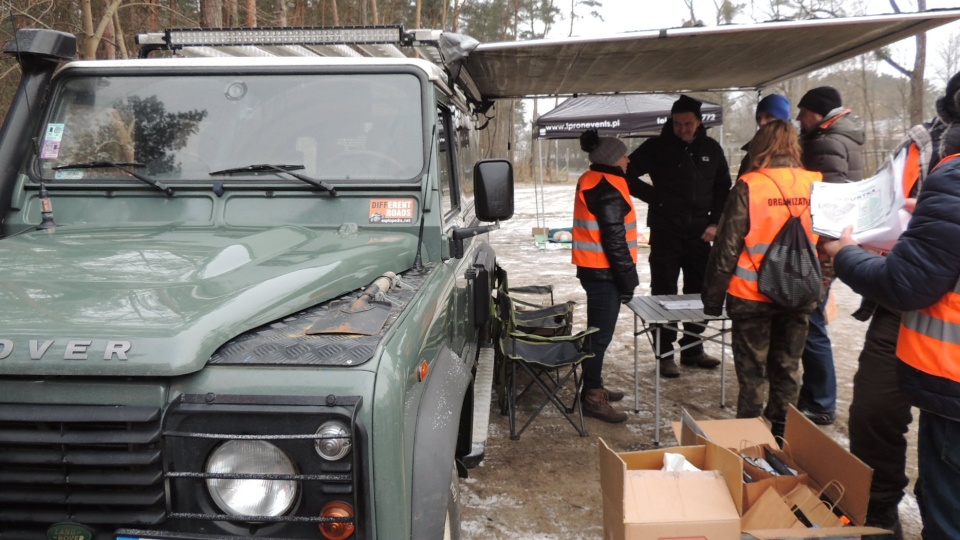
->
xmin=0 ymin=0 xmax=959 ymax=179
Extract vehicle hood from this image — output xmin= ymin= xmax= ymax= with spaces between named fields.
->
xmin=0 ymin=225 xmax=417 ymax=376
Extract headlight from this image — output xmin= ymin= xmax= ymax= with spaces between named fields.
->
xmin=315 ymin=421 xmax=352 ymax=461
xmin=205 ymin=440 xmax=299 ymax=517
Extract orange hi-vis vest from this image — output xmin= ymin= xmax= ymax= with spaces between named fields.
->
xmin=728 ymin=168 xmax=822 ymax=302
xmin=897 ymin=153 xmax=960 ymax=382
xmin=572 ymin=170 xmax=638 ymax=268
xmin=902 ymin=142 xmax=921 ymax=198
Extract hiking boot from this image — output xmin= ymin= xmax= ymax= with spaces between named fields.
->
xmin=799 ymin=408 xmax=836 ymax=426
xmin=582 ymin=388 xmax=628 ymax=423
xmin=864 ymin=502 xmax=903 ymax=540
xmin=603 ymin=386 xmax=624 ymax=402
xmin=680 ymin=352 xmax=721 ymax=369
xmin=580 ymin=386 xmax=624 ymax=403
xmin=658 ymin=359 xmax=681 ymax=378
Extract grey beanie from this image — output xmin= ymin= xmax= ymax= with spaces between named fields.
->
xmin=579 ymin=129 xmax=627 ymax=167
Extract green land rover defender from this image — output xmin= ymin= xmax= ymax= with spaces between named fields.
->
xmin=0 ymin=26 xmax=513 ymax=540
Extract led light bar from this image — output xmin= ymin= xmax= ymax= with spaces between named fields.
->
xmin=165 ymin=26 xmax=405 ymax=49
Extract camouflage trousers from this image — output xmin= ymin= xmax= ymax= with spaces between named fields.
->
xmin=730 ymin=306 xmax=810 ymax=425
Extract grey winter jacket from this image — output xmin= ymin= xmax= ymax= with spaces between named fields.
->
xmin=801 ymin=109 xmax=866 ymax=183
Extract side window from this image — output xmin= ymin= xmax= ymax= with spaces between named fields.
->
xmin=453 ymin=107 xmax=476 ymax=205
xmin=437 ymin=106 xmax=458 ymax=219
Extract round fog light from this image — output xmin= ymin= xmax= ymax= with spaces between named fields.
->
xmin=205 ymin=440 xmax=298 ymax=517
xmin=315 ymin=421 xmax=352 ymax=461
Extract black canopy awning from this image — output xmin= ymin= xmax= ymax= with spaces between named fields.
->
xmin=535 ymin=94 xmax=723 ymax=139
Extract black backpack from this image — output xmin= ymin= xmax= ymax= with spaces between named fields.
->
xmin=754 ymin=172 xmax=822 ymax=309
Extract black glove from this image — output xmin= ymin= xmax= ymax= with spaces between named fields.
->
xmin=702 ymin=304 xmax=723 ymax=317
xmin=619 ymin=292 xmax=634 ymax=304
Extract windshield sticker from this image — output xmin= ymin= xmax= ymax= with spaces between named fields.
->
xmin=370 ymin=199 xmax=415 ymax=224
xmin=54 ymin=169 xmax=84 ymax=180
xmin=40 ymin=140 xmax=61 ymax=159
xmin=45 ymin=123 xmax=64 ymax=142
xmin=41 ymin=124 xmax=65 ymax=159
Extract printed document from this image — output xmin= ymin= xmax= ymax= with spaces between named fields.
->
xmin=810 ymin=149 xmax=911 ymax=251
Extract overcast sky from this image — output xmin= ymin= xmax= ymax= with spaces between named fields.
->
xmin=542 ymin=0 xmax=960 ymax=87
xmin=556 ymin=0 xmax=960 ymax=36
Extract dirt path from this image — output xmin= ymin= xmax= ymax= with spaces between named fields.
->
xmin=460 ymin=183 xmax=921 ymax=539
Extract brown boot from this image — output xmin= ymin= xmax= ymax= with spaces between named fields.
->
xmin=580 ymin=386 xmax=625 ymax=402
xmin=659 ymin=359 xmax=681 ymax=378
xmin=603 ymin=387 xmax=625 ymax=402
xmin=582 ymin=388 xmax=628 ymax=423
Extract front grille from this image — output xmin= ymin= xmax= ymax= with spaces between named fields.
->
xmin=0 ymin=403 xmax=165 ymax=529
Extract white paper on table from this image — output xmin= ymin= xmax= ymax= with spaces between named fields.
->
xmin=811 ymin=149 xmax=909 ymax=251
xmin=657 ymin=299 xmax=704 ymax=310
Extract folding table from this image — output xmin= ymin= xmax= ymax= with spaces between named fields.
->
xmin=626 ymin=294 xmax=731 ymax=444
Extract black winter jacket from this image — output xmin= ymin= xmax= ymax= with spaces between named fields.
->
xmin=801 ymin=109 xmax=866 ymax=183
xmin=575 ymin=164 xmax=640 ymax=295
xmin=834 ymin=156 xmax=960 ymax=419
xmin=626 ymin=121 xmax=731 ymax=237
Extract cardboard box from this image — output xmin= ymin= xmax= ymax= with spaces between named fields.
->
xmin=598 ymin=438 xmax=743 ymax=540
xmin=672 ymin=406 xmax=889 ymax=539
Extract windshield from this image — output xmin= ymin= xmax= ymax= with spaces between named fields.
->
xmin=36 ymin=72 xmax=425 ymax=183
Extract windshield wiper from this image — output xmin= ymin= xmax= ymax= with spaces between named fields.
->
xmin=53 ymin=161 xmax=174 ymax=196
xmin=209 ymin=164 xmax=337 ymax=196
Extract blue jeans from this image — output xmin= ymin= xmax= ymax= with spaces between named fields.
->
xmin=798 ymin=296 xmax=837 ymax=414
xmin=916 ymin=411 xmax=960 ymax=538
xmin=580 ymin=279 xmax=621 ymax=391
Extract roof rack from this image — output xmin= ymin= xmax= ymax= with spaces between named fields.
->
xmin=135 ymin=25 xmax=485 ymax=105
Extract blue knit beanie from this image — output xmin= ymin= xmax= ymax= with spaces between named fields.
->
xmin=756 ymin=94 xmax=791 ymax=122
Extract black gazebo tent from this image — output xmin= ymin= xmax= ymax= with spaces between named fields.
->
xmin=535 ymin=93 xmax=723 ymax=139
xmin=530 ymin=94 xmax=724 ymax=246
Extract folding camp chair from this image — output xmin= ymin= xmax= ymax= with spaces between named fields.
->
xmin=492 ymin=267 xmax=597 ymax=440
xmin=491 ymin=266 xmax=575 ymax=414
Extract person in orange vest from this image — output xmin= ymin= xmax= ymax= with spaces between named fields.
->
xmin=823 ymin=114 xmax=960 ymax=537
xmin=700 ymin=120 xmax=822 ymax=439
xmin=573 ymin=129 xmax=637 ymax=423
xmin=845 ymin=75 xmax=955 ymax=537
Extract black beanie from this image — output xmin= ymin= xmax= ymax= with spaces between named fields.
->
xmin=798 ymin=86 xmax=842 ymax=117
xmin=937 ymin=70 xmax=960 ymax=123
xmin=671 ymin=94 xmax=703 ymax=119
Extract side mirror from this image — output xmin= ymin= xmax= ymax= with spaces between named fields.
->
xmin=474 ymin=159 xmax=514 ymax=222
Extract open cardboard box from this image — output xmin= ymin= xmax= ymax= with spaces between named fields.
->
xmin=672 ymin=406 xmax=889 ymax=539
xmin=599 ymin=438 xmax=743 ymax=540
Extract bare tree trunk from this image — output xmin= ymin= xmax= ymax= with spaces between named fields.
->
xmin=84 ymin=0 xmax=123 ymax=59
xmin=245 ymin=0 xmax=257 ymax=27
xmin=226 ymin=0 xmax=239 ymax=26
xmin=452 ymin=0 xmax=461 ymax=31
xmin=371 ymin=0 xmax=379 ymax=25
xmin=148 ymin=0 xmax=159 ymax=31
xmin=331 ymin=0 xmax=339 ymax=25
xmin=80 ymin=0 xmax=96 ymax=59
xmin=101 ymin=0 xmax=117 ymax=59
xmin=415 ymin=0 xmax=421 ymax=28
xmin=858 ymin=55 xmax=881 ymax=171
xmin=277 ymin=0 xmax=288 ymax=25
xmin=113 ymin=9 xmax=128 ymax=59
xmin=202 ymin=0 xmax=224 ymax=27
xmin=911 ymin=32 xmax=926 ymax=126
